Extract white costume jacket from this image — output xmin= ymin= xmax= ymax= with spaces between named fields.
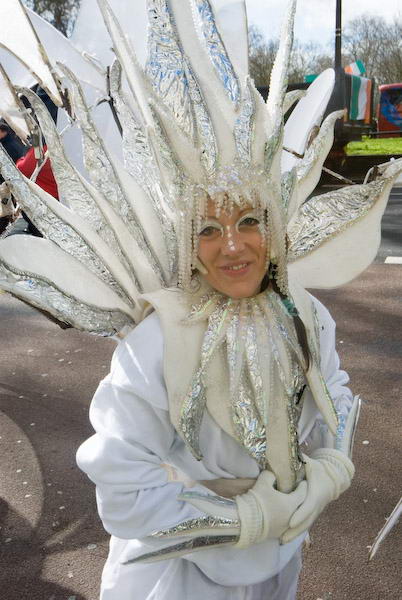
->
xmin=77 ymin=294 xmax=353 ymax=600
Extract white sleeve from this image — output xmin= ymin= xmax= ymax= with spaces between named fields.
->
xmin=304 ymin=296 xmax=354 ymax=450
xmin=76 ymin=318 xmax=204 ymax=541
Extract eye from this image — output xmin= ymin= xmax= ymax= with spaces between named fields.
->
xmin=198 ymin=224 xmax=222 ymax=238
xmin=238 ymin=216 xmax=260 ymax=229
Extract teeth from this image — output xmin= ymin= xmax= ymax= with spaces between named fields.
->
xmin=227 ymin=264 xmax=247 ymax=271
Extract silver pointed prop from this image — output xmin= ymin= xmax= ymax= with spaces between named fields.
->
xmin=369 ymin=498 xmax=401 ymax=561
xmin=123 ymin=491 xmax=239 ymax=564
xmin=123 ymin=535 xmax=238 ymax=565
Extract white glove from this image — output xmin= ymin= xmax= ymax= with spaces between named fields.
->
xmin=127 ymin=471 xmax=307 ymax=563
xmin=235 ymin=471 xmax=307 ymax=548
xmin=281 ymin=448 xmax=355 ymax=544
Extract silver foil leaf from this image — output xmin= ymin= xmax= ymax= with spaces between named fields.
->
xmin=288 ymin=179 xmax=388 ymax=260
xmin=0 ymin=149 xmax=132 ymax=306
xmin=234 ymin=81 xmax=255 ymax=166
xmin=179 ymin=369 xmax=207 ymax=461
xmin=59 ymin=63 xmax=167 ymax=288
xmin=109 ymin=61 xmax=161 ymax=194
xmin=180 ymin=298 xmax=230 ymax=459
xmin=233 ymin=371 xmax=267 ymax=468
xmin=264 ymin=122 xmax=282 ymax=174
xmin=148 ymin=103 xmax=186 ymax=197
xmin=195 ymin=0 xmax=240 ymax=106
xmin=146 ymin=0 xmax=195 ymax=140
xmin=281 ymin=167 xmax=297 ymax=211
xmin=109 ymin=61 xmax=178 ymax=274
xmin=146 ymin=0 xmax=217 ymax=176
xmin=21 ymin=88 xmax=139 ymax=289
xmin=0 ymin=261 xmax=133 ymax=336
xmin=182 ymin=292 xmax=309 ymax=474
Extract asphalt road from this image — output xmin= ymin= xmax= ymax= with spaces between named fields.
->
xmin=0 ymin=189 xmax=401 ymax=600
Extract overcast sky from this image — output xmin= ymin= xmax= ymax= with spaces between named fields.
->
xmin=245 ymin=0 xmax=401 ymax=48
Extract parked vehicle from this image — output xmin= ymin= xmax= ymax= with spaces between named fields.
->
xmin=377 ymin=84 xmax=402 ymax=137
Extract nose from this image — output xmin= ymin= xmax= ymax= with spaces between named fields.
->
xmin=221 ymin=224 xmax=246 ymax=256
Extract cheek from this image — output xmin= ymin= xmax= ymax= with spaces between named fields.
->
xmin=250 ymin=233 xmax=266 ymax=261
xmin=198 ymin=240 xmax=216 ymax=268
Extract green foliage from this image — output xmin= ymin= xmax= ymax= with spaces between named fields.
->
xmin=346 ymin=136 xmax=402 ymax=156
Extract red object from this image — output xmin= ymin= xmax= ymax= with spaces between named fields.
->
xmin=16 ymin=145 xmax=59 ymax=199
xmin=377 ymin=83 xmax=402 ymax=137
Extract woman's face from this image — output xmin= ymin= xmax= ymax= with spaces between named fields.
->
xmin=197 ymin=202 xmax=268 ymax=299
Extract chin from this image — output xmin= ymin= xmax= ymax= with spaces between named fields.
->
xmin=218 ymin=283 xmax=261 ymax=299
xmin=202 ymin=271 xmax=265 ymax=299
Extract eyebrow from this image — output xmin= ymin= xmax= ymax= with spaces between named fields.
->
xmin=205 ymin=208 xmax=255 ymax=219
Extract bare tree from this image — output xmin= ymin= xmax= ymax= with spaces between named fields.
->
xmin=343 ymin=15 xmax=402 ymax=84
xmin=249 ymin=25 xmax=333 ymax=87
xmin=22 ymin=0 xmax=80 ymax=36
xmin=249 ymin=26 xmax=279 ymax=87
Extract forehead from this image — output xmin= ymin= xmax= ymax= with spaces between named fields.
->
xmin=205 ymin=199 xmax=253 ymax=220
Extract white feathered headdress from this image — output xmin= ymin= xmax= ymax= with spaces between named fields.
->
xmin=0 ymin=0 xmax=400 ymax=336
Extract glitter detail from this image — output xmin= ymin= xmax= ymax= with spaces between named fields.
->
xmin=226 ymin=303 xmax=267 ymax=467
xmin=146 ymin=0 xmax=195 ymax=140
xmin=288 ymin=179 xmax=388 ymax=260
xmin=311 ymin=301 xmax=322 ymax=364
xmin=264 ymin=123 xmax=282 ymax=174
xmin=0 ymin=149 xmax=133 ymax=307
xmin=146 ymin=0 xmax=218 ymax=176
xmin=0 ymin=261 xmax=133 ymax=336
xmin=195 ymin=0 xmax=240 ymax=106
xmin=281 ymin=168 xmax=297 ymax=212
xmin=150 ymin=515 xmax=239 ymax=538
xmin=109 ymin=61 xmax=178 ymax=274
xmin=234 ymin=81 xmax=255 ymax=165
xmin=148 ymin=103 xmax=185 ymax=192
xmin=234 ymin=373 xmax=267 ymax=467
xmin=22 ymin=87 xmax=142 ymax=291
xmin=180 ymin=297 xmax=230 ymax=459
xmin=317 ymin=369 xmax=339 ymax=424
xmin=180 ymin=370 xmax=206 ymax=460
xmin=182 ymin=291 xmax=309 ymax=476
xmin=59 ymin=64 xmax=168 ymax=288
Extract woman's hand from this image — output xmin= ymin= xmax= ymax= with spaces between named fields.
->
xmin=235 ymin=471 xmax=307 ymax=548
xmin=281 ymin=448 xmax=354 ymax=544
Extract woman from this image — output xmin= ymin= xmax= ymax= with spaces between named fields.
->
xmin=76 ymin=195 xmax=356 ymax=599
xmin=0 ymin=1 xmax=396 ymax=597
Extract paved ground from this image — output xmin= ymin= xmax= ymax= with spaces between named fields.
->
xmin=0 ymin=189 xmax=401 ymax=599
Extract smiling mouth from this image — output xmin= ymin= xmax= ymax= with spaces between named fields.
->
xmin=220 ymin=262 xmax=250 ymax=274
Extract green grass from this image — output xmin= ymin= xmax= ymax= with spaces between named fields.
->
xmin=346 ymin=135 xmax=402 ymax=156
